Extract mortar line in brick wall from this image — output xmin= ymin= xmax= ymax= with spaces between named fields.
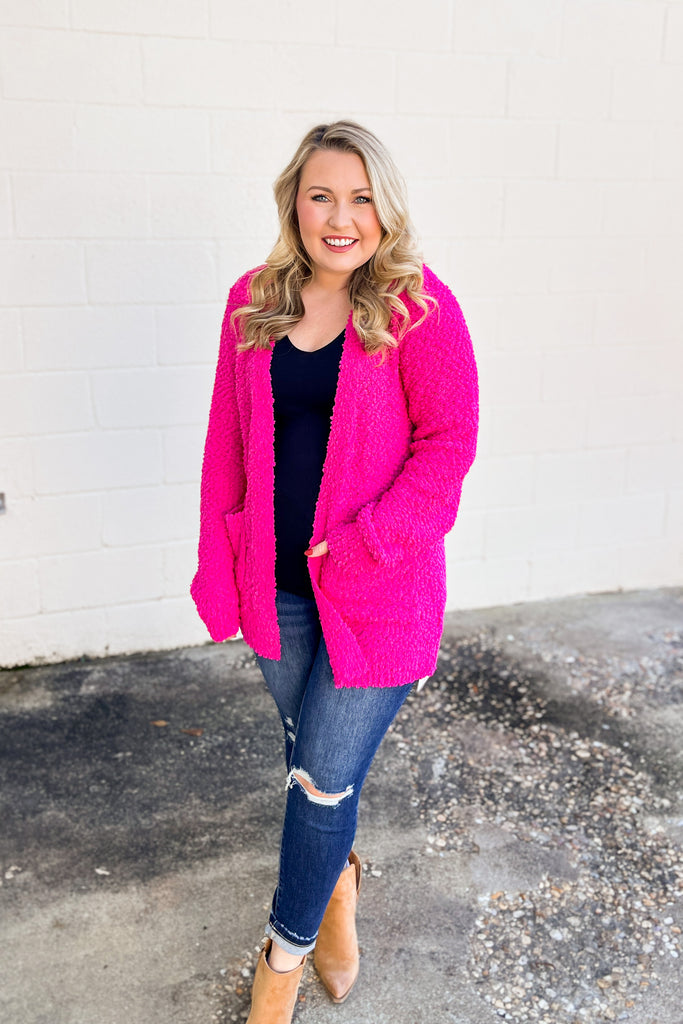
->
xmin=446 ymin=0 xmax=454 ymax=51
xmin=663 ymin=492 xmax=679 ymax=541
xmin=143 ymin=173 xmax=152 ymax=240
xmin=661 ymin=6 xmax=671 ymax=63
xmin=503 ymin=56 xmax=511 ymax=121
xmin=332 ymin=0 xmax=340 ymax=47
xmin=138 ymin=34 xmax=147 ymax=109
xmin=390 ymin=51 xmax=398 ymax=114
xmin=84 ymin=365 xmax=97 ymax=428
xmin=203 ymin=105 xmax=211 ymax=172
xmin=199 ymin=1 xmax=210 ymax=40
xmin=597 ymin=178 xmax=607 ymax=236
xmin=12 ymin=307 xmax=25 ymax=372
xmin=530 ymin=451 xmax=542 ymax=506
xmin=152 ymin=304 xmax=162 ymax=367
xmin=6 ymin=171 xmax=16 ymax=237
xmin=607 ymin=62 xmax=618 ymax=121
xmin=552 ymin=122 xmax=560 ymax=179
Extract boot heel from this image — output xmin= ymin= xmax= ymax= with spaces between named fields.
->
xmin=314 ymin=850 xmax=362 ymax=1003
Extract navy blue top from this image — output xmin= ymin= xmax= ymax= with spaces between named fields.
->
xmin=270 ymin=328 xmax=345 ymax=598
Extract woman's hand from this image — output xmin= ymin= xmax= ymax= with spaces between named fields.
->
xmin=305 ymin=540 xmax=329 ymax=557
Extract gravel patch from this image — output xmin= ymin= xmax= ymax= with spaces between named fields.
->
xmin=524 ymin=627 xmax=683 ymax=720
xmin=390 ymin=632 xmax=683 ymax=1024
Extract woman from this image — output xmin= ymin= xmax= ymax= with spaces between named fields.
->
xmin=191 ymin=120 xmax=478 ymax=1023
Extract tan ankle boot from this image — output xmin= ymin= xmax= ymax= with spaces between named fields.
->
xmin=313 ymin=850 xmax=362 ymax=1003
xmin=246 ymin=938 xmax=306 ymax=1024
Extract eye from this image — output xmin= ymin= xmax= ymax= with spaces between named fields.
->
xmin=354 ymin=195 xmax=372 ymax=204
xmin=311 ymin=193 xmax=330 ymax=202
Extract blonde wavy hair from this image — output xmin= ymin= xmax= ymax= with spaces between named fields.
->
xmin=231 ymin=120 xmax=436 ymax=357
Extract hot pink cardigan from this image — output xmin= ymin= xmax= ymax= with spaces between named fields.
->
xmin=191 ymin=264 xmax=478 ymax=688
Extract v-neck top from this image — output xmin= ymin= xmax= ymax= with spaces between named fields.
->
xmin=270 ymin=328 xmax=345 ymax=598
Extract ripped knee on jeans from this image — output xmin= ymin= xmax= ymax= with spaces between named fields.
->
xmin=286 ymin=766 xmax=353 ymax=807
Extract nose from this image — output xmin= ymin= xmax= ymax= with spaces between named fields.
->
xmin=327 ymin=201 xmax=353 ymax=232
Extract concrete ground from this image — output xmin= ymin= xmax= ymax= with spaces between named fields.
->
xmin=0 ymin=588 xmax=681 ymax=1024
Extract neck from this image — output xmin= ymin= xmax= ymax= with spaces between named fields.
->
xmin=306 ymin=269 xmax=352 ymax=296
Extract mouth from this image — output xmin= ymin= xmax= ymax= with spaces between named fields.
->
xmin=322 ymin=237 xmax=358 ymax=252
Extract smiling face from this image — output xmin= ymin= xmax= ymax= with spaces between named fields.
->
xmin=295 ymin=148 xmax=383 ymax=286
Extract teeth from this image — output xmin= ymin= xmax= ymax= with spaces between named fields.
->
xmin=324 ymin=238 xmax=356 ymax=247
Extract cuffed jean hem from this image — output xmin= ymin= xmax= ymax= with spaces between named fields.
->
xmin=265 ymin=919 xmax=318 ymax=957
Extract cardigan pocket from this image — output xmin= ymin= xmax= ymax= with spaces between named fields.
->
xmin=224 ymin=508 xmax=245 ymax=591
xmin=319 ymin=550 xmax=414 ymax=627
xmin=309 ymin=570 xmax=369 ymax=681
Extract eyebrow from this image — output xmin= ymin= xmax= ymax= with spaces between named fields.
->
xmin=305 ymin=185 xmax=372 ymax=194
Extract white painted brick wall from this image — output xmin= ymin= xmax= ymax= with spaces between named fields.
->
xmin=397 ymin=54 xmax=508 ymax=116
xmin=452 ymin=0 xmax=562 ymax=56
xmin=1 ymin=0 xmax=681 ymax=666
xmin=70 ymin=0 xmax=208 ymax=36
xmin=0 ymin=2 xmax=69 ymax=30
xmin=0 ymin=372 xmax=93 ymax=436
xmin=38 ymin=546 xmax=164 ymax=612
xmin=0 ymin=242 xmax=86 ymax=305
xmin=561 ymin=1 xmax=664 ymax=61
xmin=14 ymin=172 xmax=149 ymax=238
xmin=32 ymin=431 xmax=163 ymax=494
xmin=508 ymin=59 xmax=613 ymax=120
xmin=23 ymin=306 xmax=157 ymax=370
xmin=73 ymin=106 xmax=211 ymax=173
xmin=1 ymin=28 xmax=143 ymax=103
xmin=0 ymin=173 xmax=10 ymax=235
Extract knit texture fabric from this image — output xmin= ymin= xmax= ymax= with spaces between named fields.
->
xmin=190 ymin=264 xmax=479 ymax=688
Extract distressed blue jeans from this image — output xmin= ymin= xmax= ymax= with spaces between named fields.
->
xmin=254 ymin=588 xmax=414 ymax=955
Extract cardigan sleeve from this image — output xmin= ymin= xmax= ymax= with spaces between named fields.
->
xmin=325 ymin=284 xmax=478 ymax=570
xmin=190 ymin=283 xmax=247 ymax=641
